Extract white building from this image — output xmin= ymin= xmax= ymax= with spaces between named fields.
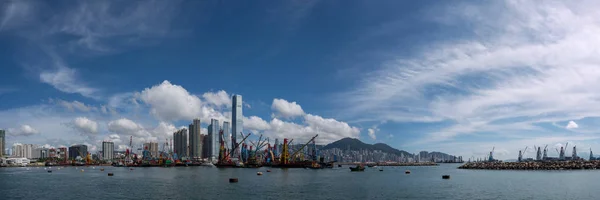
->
xmin=7 ymin=157 xmax=30 ymax=166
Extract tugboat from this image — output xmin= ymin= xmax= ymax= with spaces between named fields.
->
xmin=349 ymin=164 xmax=365 ymax=172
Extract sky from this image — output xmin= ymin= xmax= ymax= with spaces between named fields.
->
xmin=1 ymin=0 xmax=600 ymax=160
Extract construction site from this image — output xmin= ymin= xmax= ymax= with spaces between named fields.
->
xmin=93 ymin=130 xmax=334 ymax=169
xmin=459 ymin=143 xmax=600 ymax=170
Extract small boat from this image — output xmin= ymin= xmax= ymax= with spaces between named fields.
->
xmin=257 ymin=172 xmax=263 ymax=175
xmin=349 ymin=165 xmax=365 ymax=172
xmin=405 ymin=170 xmax=411 ymax=174
xmin=379 ymin=169 xmax=383 ymax=171
xmin=266 ymin=169 xmax=272 ymax=172
xmin=338 ymin=164 xmax=342 ymax=167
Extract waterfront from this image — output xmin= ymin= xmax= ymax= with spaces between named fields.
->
xmin=1 ymin=164 xmax=598 ymax=200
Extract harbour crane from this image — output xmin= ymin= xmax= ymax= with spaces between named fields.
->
xmin=223 ymin=132 xmax=251 ymax=163
xmin=288 ymin=135 xmax=319 ymax=162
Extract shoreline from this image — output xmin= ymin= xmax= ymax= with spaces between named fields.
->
xmin=459 ymin=160 xmax=600 ymax=170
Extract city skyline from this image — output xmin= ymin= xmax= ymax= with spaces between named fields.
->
xmin=2 ymin=1 xmax=600 ymax=160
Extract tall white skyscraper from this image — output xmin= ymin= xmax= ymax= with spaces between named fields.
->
xmin=231 ymin=95 xmax=243 ymax=150
xmin=209 ymin=119 xmax=220 ymax=162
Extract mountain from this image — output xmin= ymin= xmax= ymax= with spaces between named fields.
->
xmin=321 ymin=137 xmax=412 ymax=157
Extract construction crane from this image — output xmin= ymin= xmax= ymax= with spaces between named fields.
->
xmin=288 ymin=135 xmax=319 ymax=162
xmin=221 ymin=132 xmax=251 ymax=163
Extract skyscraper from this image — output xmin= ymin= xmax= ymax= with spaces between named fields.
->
xmin=232 ymin=95 xmax=243 ymax=150
xmin=173 ymin=129 xmax=188 ymax=158
xmin=188 ymin=118 xmax=202 ymax=160
xmin=209 ymin=119 xmax=220 ymax=162
xmin=222 ymin=121 xmax=230 ymax=150
xmin=102 ymin=141 xmax=114 ymax=161
xmin=0 ymin=129 xmax=5 ymax=157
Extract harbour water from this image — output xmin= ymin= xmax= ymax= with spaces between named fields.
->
xmin=0 ymin=164 xmax=597 ymax=200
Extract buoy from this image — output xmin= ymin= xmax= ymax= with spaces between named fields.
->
xmin=257 ymin=172 xmax=263 ymax=175
xmin=48 ymin=170 xmax=52 ymax=173
xmin=266 ymin=169 xmax=272 ymax=172
xmin=81 ymin=169 xmax=84 ymax=172
xmin=229 ymin=178 xmax=238 ymax=183
xmin=108 ymin=173 xmax=114 ymax=176
xmin=405 ymin=170 xmax=411 ymax=174
xmin=442 ymin=175 xmax=450 ymax=179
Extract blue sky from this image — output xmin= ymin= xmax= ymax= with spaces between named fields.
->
xmin=2 ymin=0 xmax=600 ymax=160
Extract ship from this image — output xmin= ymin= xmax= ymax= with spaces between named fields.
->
xmin=349 ymin=164 xmax=365 ymax=172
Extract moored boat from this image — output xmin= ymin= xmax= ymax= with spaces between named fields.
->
xmin=349 ymin=164 xmax=365 ymax=172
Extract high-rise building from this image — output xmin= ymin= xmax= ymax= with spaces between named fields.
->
xmin=143 ymin=142 xmax=158 ymax=158
xmin=173 ymin=129 xmax=188 ymax=158
xmin=202 ymin=134 xmax=209 ymax=159
xmin=69 ymin=145 xmax=88 ymax=160
xmin=188 ymin=118 xmax=202 ymax=160
xmin=222 ymin=121 xmax=230 ymax=151
xmin=0 ymin=129 xmax=5 ymax=157
xmin=102 ymin=141 xmax=115 ymax=161
xmin=232 ymin=95 xmax=243 ymax=150
xmin=23 ymin=144 xmax=34 ymax=159
xmin=209 ymin=119 xmax=220 ymax=162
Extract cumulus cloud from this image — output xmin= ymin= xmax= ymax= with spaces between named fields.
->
xmin=238 ymin=114 xmax=360 ymax=144
xmin=8 ymin=125 xmax=39 ymax=136
xmin=202 ymin=90 xmax=231 ymax=108
xmin=137 ymin=80 xmax=203 ymax=121
xmin=136 ymin=80 xmax=230 ymax=123
xmin=71 ymin=117 xmax=98 ymax=137
xmin=108 ymin=118 xmax=150 ymax=138
xmin=566 ymin=121 xmax=578 ymax=129
xmin=271 ymin=98 xmax=305 ymax=118
xmin=244 ymin=116 xmax=271 ymax=131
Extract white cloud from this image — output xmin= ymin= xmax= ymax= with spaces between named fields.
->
xmin=151 ymin=121 xmax=177 ymax=139
xmin=40 ymin=66 xmax=98 ymax=98
xmin=341 ymin=0 xmax=600 ymax=143
xmin=368 ymin=128 xmax=377 ymax=140
xmin=72 ymin=117 xmax=98 ymax=136
xmin=8 ymin=125 xmax=39 ymax=136
xmin=107 ymin=118 xmax=150 ymax=138
xmin=238 ymin=114 xmax=360 ymax=144
xmin=55 ymin=99 xmax=95 ymax=112
xmin=566 ymin=121 xmax=579 ymax=129
xmin=0 ymin=0 xmax=35 ymax=31
xmin=271 ymin=98 xmax=305 ymax=118
xmin=202 ymin=90 xmax=231 ymax=108
xmin=137 ymin=80 xmax=203 ymax=121
xmin=244 ymin=116 xmax=271 ymax=131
